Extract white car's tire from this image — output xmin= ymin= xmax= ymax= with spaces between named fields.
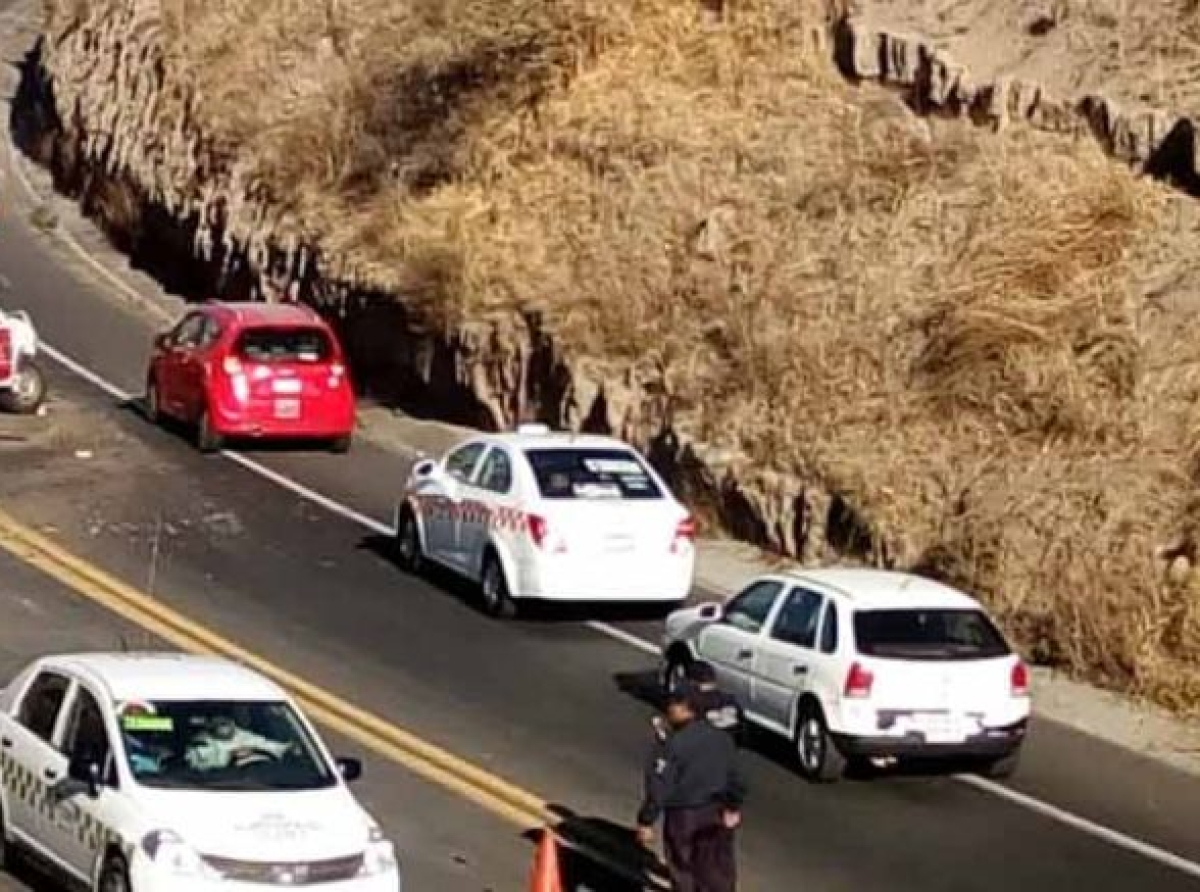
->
xmin=480 ymin=552 xmax=517 ymax=619
xmin=661 ymin=646 xmax=693 ymax=694
xmin=98 ymin=853 xmax=131 ymax=892
xmin=0 ymin=800 xmax=11 ymax=873
xmin=394 ymin=507 xmax=424 ymax=574
xmin=979 ymin=748 xmax=1021 ymax=780
xmin=0 ymin=359 xmax=46 ymax=415
xmin=795 ymin=700 xmax=847 ymax=783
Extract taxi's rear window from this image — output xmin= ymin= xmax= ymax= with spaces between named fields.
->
xmin=236 ymin=326 xmax=333 ymax=363
xmin=524 ymin=448 xmax=663 ymax=500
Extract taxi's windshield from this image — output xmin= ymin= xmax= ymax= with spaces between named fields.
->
xmin=116 ymin=699 xmax=337 ymax=792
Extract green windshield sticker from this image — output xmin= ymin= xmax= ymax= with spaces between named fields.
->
xmin=122 ymin=715 xmax=173 ymax=732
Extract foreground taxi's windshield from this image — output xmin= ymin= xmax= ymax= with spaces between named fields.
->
xmin=117 ymin=699 xmax=336 ymax=791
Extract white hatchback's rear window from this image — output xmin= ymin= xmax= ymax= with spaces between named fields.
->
xmin=853 ymin=608 xmax=1010 ymax=661
xmin=524 ymin=448 xmax=663 ymax=500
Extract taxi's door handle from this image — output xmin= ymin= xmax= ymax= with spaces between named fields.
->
xmin=43 ymin=767 xmax=58 ymax=781
xmin=1 ymin=736 xmax=12 ymax=748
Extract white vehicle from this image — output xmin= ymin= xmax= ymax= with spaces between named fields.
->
xmin=661 ymin=568 xmax=1030 ymax=782
xmin=0 ymin=308 xmax=47 ymax=414
xmin=0 ymin=652 xmax=401 ymax=892
xmin=392 ymin=424 xmax=696 ymax=617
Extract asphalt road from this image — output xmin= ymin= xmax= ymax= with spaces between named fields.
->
xmin=0 ymin=231 xmax=1197 ymax=890
xmin=0 ymin=544 xmax=527 ymax=892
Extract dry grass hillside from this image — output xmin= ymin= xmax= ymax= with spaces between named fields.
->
xmin=43 ymin=0 xmax=1200 ymax=712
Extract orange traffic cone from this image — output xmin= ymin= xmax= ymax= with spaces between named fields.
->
xmin=529 ymin=827 xmax=564 ymax=892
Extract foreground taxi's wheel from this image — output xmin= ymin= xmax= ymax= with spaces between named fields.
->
xmin=394 ymin=508 xmax=424 ymax=574
xmin=480 ymin=553 xmax=517 ymax=619
xmin=329 ymin=434 xmax=352 ymax=454
xmin=795 ymin=701 xmax=846 ymax=783
xmin=98 ymin=853 xmax=131 ymax=892
xmin=0 ymin=360 xmax=46 ymax=415
xmin=196 ymin=408 xmax=223 ymax=453
xmin=0 ymin=801 xmax=10 ymax=872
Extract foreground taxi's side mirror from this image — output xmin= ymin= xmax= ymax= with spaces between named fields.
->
xmin=67 ymin=756 xmax=101 ymax=797
xmin=153 ymin=332 xmax=171 ymax=351
xmin=336 ymin=757 xmax=363 ymax=783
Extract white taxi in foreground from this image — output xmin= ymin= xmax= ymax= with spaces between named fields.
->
xmin=662 ymin=568 xmax=1030 ymax=782
xmin=393 ymin=424 xmax=696 ymax=617
xmin=0 ymin=652 xmax=401 ymax=892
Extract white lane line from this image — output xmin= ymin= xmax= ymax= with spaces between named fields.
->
xmin=957 ymin=775 xmax=1200 ymax=880
xmin=29 ymin=338 xmax=1200 ymax=881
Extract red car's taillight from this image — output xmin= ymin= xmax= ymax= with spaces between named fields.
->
xmin=843 ymin=661 xmax=874 ymax=699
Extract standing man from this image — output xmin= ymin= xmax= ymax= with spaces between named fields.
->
xmin=684 ymin=661 xmax=746 ymax=746
xmin=637 ymin=686 xmax=745 ymax=892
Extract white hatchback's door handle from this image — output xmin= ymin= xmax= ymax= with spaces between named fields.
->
xmin=736 ymin=649 xmax=753 ymax=661
xmin=792 ymin=665 xmax=809 ymax=676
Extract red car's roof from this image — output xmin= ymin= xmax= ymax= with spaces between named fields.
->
xmin=204 ymin=300 xmax=324 ymax=328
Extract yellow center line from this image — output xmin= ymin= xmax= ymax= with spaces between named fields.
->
xmin=0 ymin=505 xmax=556 ymax=831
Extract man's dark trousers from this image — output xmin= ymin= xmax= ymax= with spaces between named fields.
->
xmin=663 ymin=803 xmax=736 ymax=892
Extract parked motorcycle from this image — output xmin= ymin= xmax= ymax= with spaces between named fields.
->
xmin=0 ymin=309 xmax=47 ymax=414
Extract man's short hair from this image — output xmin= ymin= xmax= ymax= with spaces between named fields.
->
xmin=686 ymin=660 xmax=717 ymax=684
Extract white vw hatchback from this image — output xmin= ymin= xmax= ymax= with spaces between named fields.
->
xmin=0 ymin=652 xmax=401 ymax=892
xmin=662 ymin=568 xmax=1030 ymax=782
xmin=393 ymin=425 xmax=696 ymax=616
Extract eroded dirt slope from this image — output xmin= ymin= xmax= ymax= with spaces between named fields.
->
xmin=21 ymin=0 xmax=1200 ymax=711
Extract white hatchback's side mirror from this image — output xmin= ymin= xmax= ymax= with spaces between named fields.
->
xmin=699 ymin=602 xmax=722 ymax=621
xmin=412 ymin=459 xmax=437 ymax=479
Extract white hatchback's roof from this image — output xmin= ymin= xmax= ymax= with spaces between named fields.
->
xmin=784 ymin=568 xmax=982 ymax=611
xmin=44 ymin=652 xmax=287 ymax=703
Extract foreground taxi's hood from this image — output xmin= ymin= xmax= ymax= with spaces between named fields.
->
xmin=137 ymin=787 xmax=372 ymax=861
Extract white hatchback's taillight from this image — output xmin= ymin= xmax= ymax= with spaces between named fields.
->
xmin=1010 ymin=659 xmax=1030 ymax=698
xmin=843 ymin=661 xmax=874 ymax=699
xmin=671 ymin=515 xmax=696 ymax=553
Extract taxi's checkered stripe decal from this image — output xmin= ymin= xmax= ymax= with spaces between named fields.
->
xmin=1 ymin=746 xmax=121 ymax=856
xmin=413 ymin=496 xmax=529 ymax=533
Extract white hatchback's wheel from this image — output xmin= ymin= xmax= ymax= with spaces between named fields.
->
xmin=0 ymin=360 xmax=46 ymax=415
xmin=795 ymin=701 xmax=847 ymax=783
xmin=662 ymin=651 xmax=692 ymax=694
xmin=480 ymin=553 xmax=517 ymax=619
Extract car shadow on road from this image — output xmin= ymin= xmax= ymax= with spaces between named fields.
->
xmin=357 ymin=532 xmax=682 ymax=625
xmin=611 ymin=668 xmax=991 ymax=785
xmin=529 ymin=805 xmax=672 ymax=891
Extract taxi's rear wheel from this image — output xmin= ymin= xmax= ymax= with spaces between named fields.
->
xmin=480 ymin=552 xmax=517 ymax=619
xmin=145 ymin=377 xmax=162 ymax=425
xmin=329 ymin=434 xmax=352 ymax=454
xmin=98 ymin=853 xmax=131 ymax=892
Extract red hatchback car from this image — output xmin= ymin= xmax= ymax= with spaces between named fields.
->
xmin=146 ymin=301 xmax=356 ymax=453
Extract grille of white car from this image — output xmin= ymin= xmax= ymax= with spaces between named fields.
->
xmin=201 ymin=852 xmax=365 ymax=885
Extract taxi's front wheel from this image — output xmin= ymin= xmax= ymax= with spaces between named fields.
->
xmin=0 ymin=802 xmax=10 ymax=872
xmin=98 ymin=853 xmax=131 ymax=892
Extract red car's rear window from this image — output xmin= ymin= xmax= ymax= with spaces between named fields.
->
xmin=236 ymin=326 xmax=334 ymax=363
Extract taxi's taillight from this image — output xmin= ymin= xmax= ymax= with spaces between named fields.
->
xmin=527 ymin=514 xmax=549 ymax=548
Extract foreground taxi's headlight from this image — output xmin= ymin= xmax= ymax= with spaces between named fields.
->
xmin=359 ymin=826 xmax=399 ymax=876
xmin=141 ymin=829 xmax=213 ymax=878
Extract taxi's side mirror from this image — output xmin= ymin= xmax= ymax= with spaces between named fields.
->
xmin=153 ymin=332 xmax=172 ymax=351
xmin=336 ymin=756 xmax=363 ymax=783
xmin=68 ymin=756 xmax=101 ymax=797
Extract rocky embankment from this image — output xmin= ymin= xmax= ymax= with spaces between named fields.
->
xmin=12 ymin=1 xmax=1199 ymax=570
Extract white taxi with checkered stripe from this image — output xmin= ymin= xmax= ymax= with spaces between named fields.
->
xmin=393 ymin=425 xmax=696 ymax=616
xmin=0 ymin=652 xmax=401 ymax=892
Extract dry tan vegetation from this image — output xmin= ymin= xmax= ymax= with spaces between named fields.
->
xmin=47 ymin=0 xmax=1200 ymax=711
